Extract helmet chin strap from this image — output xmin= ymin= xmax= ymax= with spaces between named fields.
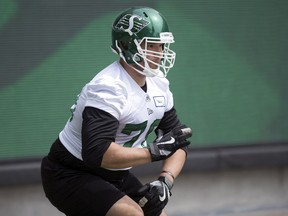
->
xmin=131 ymin=56 xmax=164 ymax=77
xmin=143 ymin=68 xmax=162 ymax=77
xmin=142 ymin=60 xmax=163 ymax=77
xmin=125 ymin=61 xmax=157 ymax=77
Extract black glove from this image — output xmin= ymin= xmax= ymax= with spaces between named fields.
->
xmin=148 ymin=124 xmax=192 ymax=161
xmin=137 ymin=176 xmax=173 ymax=216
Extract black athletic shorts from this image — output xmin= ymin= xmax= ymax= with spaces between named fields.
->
xmin=41 ymin=138 xmax=144 ymax=216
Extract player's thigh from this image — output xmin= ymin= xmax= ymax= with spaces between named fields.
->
xmin=106 ymin=195 xmax=144 ymax=216
xmin=41 ymin=156 xmax=125 ymax=216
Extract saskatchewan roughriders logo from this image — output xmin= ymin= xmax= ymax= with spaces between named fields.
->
xmin=115 ymin=14 xmax=150 ymax=35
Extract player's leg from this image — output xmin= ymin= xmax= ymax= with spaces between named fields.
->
xmin=41 ymin=155 xmax=132 ymax=216
xmin=103 ymin=171 xmax=145 ymax=215
xmin=160 ymin=210 xmax=168 ymax=216
xmin=105 ymin=195 xmax=144 ymax=216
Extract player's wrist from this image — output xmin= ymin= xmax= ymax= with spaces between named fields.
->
xmin=160 ymin=171 xmax=174 ymax=186
xmin=161 ymin=170 xmax=175 ymax=180
xmin=158 ymin=175 xmax=173 ymax=190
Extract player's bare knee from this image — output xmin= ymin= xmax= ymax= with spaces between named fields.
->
xmin=160 ymin=210 xmax=167 ymax=216
xmin=134 ymin=205 xmax=144 ymax=216
xmin=106 ymin=196 xmax=144 ymax=216
xmin=106 ymin=205 xmax=144 ymax=216
xmin=130 ymin=208 xmax=144 ymax=216
xmin=126 ymin=203 xmax=144 ymax=216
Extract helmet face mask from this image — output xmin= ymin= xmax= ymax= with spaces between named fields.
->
xmin=111 ymin=7 xmax=176 ymax=77
xmin=133 ymin=33 xmax=176 ymax=77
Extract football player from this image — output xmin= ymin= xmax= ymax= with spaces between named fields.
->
xmin=41 ymin=6 xmax=192 ymax=216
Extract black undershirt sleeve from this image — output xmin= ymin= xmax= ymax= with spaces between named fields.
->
xmin=81 ymin=106 xmax=119 ymax=168
xmin=156 ymin=106 xmax=181 ymax=134
xmin=156 ymin=106 xmax=189 ymax=155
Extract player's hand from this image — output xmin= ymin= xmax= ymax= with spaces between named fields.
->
xmin=137 ymin=176 xmax=173 ymax=216
xmin=148 ymin=124 xmax=192 ymax=161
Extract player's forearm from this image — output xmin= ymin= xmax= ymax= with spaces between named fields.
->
xmin=160 ymin=149 xmax=186 ymax=182
xmin=101 ymin=142 xmax=152 ymax=169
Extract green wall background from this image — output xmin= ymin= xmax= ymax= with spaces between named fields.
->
xmin=0 ymin=0 xmax=287 ymax=159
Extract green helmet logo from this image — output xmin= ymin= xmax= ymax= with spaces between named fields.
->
xmin=114 ymin=14 xmax=150 ymax=35
xmin=111 ymin=7 xmax=176 ymax=77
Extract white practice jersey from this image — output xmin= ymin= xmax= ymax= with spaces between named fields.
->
xmin=59 ymin=61 xmax=174 ymax=163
